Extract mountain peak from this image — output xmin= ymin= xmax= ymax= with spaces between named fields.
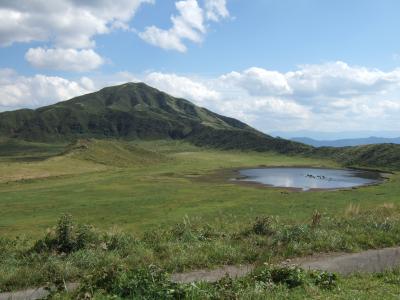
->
xmin=0 ymin=82 xmax=309 ymax=153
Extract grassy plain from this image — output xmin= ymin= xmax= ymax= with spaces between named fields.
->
xmin=0 ymin=139 xmax=399 ymax=238
xmin=1 ymin=138 xmax=400 ymax=298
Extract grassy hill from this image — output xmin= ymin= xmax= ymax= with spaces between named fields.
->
xmin=313 ymin=143 xmax=400 ymax=171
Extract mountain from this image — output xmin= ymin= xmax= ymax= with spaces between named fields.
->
xmin=0 ymin=82 xmax=309 ymax=154
xmin=292 ymin=136 xmax=400 ymax=147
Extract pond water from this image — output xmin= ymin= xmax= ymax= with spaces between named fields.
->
xmin=236 ymin=167 xmax=382 ymax=191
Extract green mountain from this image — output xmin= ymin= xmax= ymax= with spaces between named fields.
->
xmin=0 ymin=82 xmax=309 ymax=153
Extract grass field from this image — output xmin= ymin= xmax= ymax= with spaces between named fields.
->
xmin=1 ymin=138 xmax=400 ymax=298
xmin=0 ymin=138 xmax=399 ymax=238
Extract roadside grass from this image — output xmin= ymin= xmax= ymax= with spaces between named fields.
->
xmin=1 ymin=207 xmax=400 ymax=298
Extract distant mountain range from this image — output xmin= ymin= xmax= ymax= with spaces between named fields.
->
xmin=291 ymin=136 xmax=400 ymax=147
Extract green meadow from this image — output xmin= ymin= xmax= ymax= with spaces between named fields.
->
xmin=2 ymin=139 xmax=400 ymax=298
xmin=0 ymin=139 xmax=399 ymax=238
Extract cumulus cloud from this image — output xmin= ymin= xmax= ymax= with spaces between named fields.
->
xmin=0 ymin=0 xmax=153 ymax=48
xmin=0 ymin=0 xmax=154 ymax=72
xmin=220 ymin=67 xmax=292 ymax=96
xmin=144 ymin=72 xmax=220 ymax=103
xmin=215 ymin=62 xmax=400 ymax=132
xmin=0 ymin=69 xmax=95 ymax=111
xmin=139 ymin=0 xmax=229 ymax=52
xmin=285 ymin=61 xmax=400 ymax=100
xmin=25 ymin=48 xmax=104 ymax=72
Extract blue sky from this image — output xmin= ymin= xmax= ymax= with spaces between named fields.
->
xmin=1 ymin=0 xmax=400 ymax=138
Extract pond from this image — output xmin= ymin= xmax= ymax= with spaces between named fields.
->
xmin=235 ymin=167 xmax=383 ymax=191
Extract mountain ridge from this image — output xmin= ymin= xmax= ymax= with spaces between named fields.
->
xmin=0 ymin=82 xmax=310 ymax=154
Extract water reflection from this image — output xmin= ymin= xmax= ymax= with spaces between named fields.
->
xmin=237 ymin=167 xmax=382 ymax=191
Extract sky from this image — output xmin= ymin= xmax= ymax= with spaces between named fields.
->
xmin=1 ymin=0 xmax=400 ymax=139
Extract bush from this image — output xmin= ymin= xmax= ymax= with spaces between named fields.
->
xmin=270 ymin=265 xmax=306 ymax=288
xmin=254 ymin=265 xmax=306 ymax=288
xmin=253 ymin=265 xmax=337 ymax=290
xmin=311 ymin=270 xmax=337 ymax=289
xmin=32 ymin=214 xmax=99 ymax=254
xmin=79 ymin=264 xmax=187 ymax=299
xmin=252 ymin=217 xmax=274 ymax=236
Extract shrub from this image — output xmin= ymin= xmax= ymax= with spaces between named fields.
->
xmin=32 ymin=214 xmax=99 ymax=254
xmin=254 ymin=265 xmax=306 ymax=288
xmin=311 ymin=270 xmax=337 ymax=289
xmin=56 ymin=214 xmax=75 ymax=253
xmin=79 ymin=264 xmax=186 ymax=299
xmin=210 ymin=274 xmax=246 ymax=299
xmin=252 ymin=217 xmax=274 ymax=236
xmin=270 ymin=265 xmax=306 ymax=288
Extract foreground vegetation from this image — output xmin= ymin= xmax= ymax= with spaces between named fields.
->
xmin=1 ymin=206 xmax=400 ymax=298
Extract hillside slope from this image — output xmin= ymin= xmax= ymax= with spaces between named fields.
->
xmin=314 ymin=144 xmax=400 ymax=171
xmin=0 ymin=82 xmax=310 ymax=154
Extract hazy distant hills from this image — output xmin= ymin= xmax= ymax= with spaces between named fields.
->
xmin=0 ymin=82 xmax=309 ymax=154
xmin=292 ymin=136 xmax=400 ymax=147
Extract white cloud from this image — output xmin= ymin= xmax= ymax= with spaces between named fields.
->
xmin=139 ymin=0 xmax=229 ymax=52
xmin=0 ymin=0 xmax=154 ymax=72
xmin=205 ymin=0 xmax=229 ymax=21
xmin=144 ymin=72 xmax=220 ymax=102
xmin=25 ymin=48 xmax=104 ymax=72
xmin=214 ymin=62 xmax=400 ymax=132
xmin=0 ymin=69 xmax=94 ymax=111
xmin=0 ymin=0 xmax=153 ymax=48
xmin=285 ymin=61 xmax=400 ymax=100
xmin=220 ymin=67 xmax=292 ymax=96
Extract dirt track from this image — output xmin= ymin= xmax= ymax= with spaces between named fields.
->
xmin=171 ymin=246 xmax=400 ymax=283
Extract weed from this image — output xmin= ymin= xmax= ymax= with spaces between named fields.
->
xmin=311 ymin=210 xmax=322 ymax=228
xmin=344 ymin=203 xmax=360 ymax=217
